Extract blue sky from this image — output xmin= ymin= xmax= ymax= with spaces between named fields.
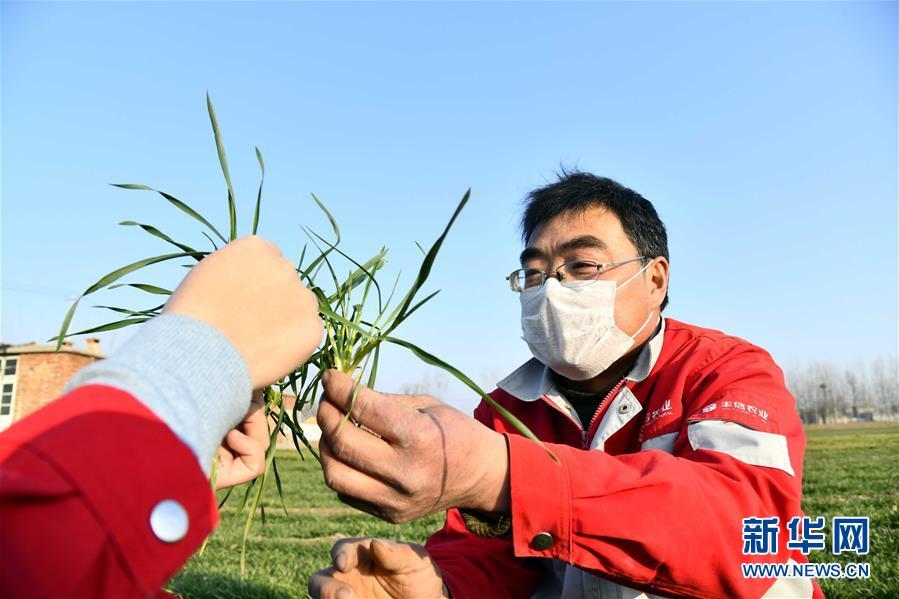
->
xmin=2 ymin=1 xmax=896 ymax=411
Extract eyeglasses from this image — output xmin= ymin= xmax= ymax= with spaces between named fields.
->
xmin=506 ymin=256 xmax=647 ymax=292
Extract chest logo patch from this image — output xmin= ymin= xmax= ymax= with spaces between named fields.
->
xmin=644 ymin=399 xmax=673 ymax=426
xmin=699 ymin=401 xmax=769 ymax=422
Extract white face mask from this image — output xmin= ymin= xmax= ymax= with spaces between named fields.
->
xmin=519 ymin=262 xmax=655 ymax=381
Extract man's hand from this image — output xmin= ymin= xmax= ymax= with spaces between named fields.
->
xmin=214 ymin=390 xmax=269 ymax=490
xmin=308 ymin=538 xmax=447 ymax=599
xmin=164 ymin=235 xmax=323 ymax=389
xmin=317 ymin=370 xmax=511 ymax=523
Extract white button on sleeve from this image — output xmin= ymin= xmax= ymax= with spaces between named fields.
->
xmin=150 ymin=499 xmax=189 ymax=543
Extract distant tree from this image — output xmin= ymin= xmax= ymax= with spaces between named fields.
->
xmin=870 ymin=358 xmax=899 ymax=419
xmin=844 ymin=370 xmax=869 ymax=419
xmin=786 ymin=357 xmax=897 ymax=424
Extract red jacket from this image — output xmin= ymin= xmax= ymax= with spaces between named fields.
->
xmin=0 ymin=385 xmax=216 ymax=597
xmin=427 ymin=318 xmax=823 ymax=598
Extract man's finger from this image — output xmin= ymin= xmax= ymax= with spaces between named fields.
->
xmin=241 ymin=391 xmax=269 ymax=447
xmin=223 ymin=429 xmax=264 ymax=472
xmin=308 ymin=567 xmax=356 ymax=599
xmin=321 ymin=370 xmax=430 ymax=441
xmin=369 ymin=539 xmax=423 ymax=574
xmin=223 ymin=429 xmax=253 ymax=455
xmin=317 ymin=400 xmax=398 ymax=479
xmin=330 ymin=537 xmax=373 ymax=573
xmin=319 ymin=439 xmax=399 ymax=514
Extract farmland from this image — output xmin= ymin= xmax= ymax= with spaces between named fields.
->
xmin=170 ymin=423 xmax=899 ymax=598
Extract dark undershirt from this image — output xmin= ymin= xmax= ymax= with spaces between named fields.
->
xmin=552 ymin=372 xmax=611 ymax=428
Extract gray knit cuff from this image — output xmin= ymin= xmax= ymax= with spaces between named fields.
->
xmin=65 ymin=314 xmax=252 ymax=474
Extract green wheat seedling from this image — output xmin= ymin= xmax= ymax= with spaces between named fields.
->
xmin=54 ymin=95 xmax=547 ymax=574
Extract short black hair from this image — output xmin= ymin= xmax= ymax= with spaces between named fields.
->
xmin=521 ymin=168 xmax=670 ymax=310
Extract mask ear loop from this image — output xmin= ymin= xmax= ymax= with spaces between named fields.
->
xmin=617 ymin=259 xmax=653 ymax=290
xmin=629 ymin=308 xmax=658 ymax=341
xmin=618 ymin=259 xmax=659 ymax=340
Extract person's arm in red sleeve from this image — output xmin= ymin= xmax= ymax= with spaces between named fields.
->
xmin=0 ymin=312 xmax=253 ymax=596
xmin=0 ymin=382 xmax=221 ymax=597
xmin=502 ymin=342 xmax=820 ymax=598
xmin=0 ymin=236 xmax=323 ymax=598
xmin=425 ymin=402 xmax=543 ymax=599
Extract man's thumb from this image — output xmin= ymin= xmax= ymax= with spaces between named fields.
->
xmin=370 ymin=540 xmax=418 ymax=573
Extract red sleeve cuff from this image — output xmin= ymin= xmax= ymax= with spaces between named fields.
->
xmin=3 ymin=385 xmax=217 ymax=594
xmin=506 ymin=433 xmax=572 ymax=562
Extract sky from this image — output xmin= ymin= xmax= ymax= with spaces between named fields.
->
xmin=2 ymin=1 xmax=896 ymax=412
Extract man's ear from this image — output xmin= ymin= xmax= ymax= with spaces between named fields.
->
xmin=648 ymin=257 xmax=669 ymax=309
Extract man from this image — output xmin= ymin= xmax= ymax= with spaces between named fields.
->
xmin=311 ymin=172 xmax=821 ymax=598
xmin=0 ymin=236 xmax=322 ymax=596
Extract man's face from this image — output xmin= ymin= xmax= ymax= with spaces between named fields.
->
xmin=522 ymin=206 xmax=668 ymax=343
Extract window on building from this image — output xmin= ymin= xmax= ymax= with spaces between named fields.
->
xmin=0 ymin=385 xmax=11 ymax=416
xmin=0 ymin=358 xmax=17 ymax=426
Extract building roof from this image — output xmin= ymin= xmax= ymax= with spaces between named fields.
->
xmin=0 ymin=340 xmax=104 ymax=359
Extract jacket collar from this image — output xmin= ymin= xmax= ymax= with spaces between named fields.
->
xmin=497 ymin=317 xmax=666 ymax=403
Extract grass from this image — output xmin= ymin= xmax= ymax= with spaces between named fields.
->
xmin=170 ymin=451 xmax=444 ymax=599
xmin=169 ymin=423 xmax=899 ymax=598
xmin=803 ymin=423 xmax=899 ymax=598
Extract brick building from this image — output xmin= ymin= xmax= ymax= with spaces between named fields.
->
xmin=0 ymin=339 xmax=103 ymax=431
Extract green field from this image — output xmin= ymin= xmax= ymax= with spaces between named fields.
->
xmin=170 ymin=423 xmax=899 ymax=598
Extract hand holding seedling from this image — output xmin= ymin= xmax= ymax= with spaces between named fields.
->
xmin=163 ymin=236 xmax=322 ymax=490
xmin=164 ymin=235 xmax=323 ymax=389
xmin=308 ymin=538 xmax=447 ymax=599
xmin=318 ymin=370 xmax=512 ymax=523
xmin=213 ymin=390 xmax=270 ymax=490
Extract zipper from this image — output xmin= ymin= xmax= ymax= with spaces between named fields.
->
xmin=539 ymin=397 xmax=584 ymax=431
xmin=582 ymin=378 xmax=627 ymax=449
xmin=536 ymin=378 xmax=629 ymax=448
